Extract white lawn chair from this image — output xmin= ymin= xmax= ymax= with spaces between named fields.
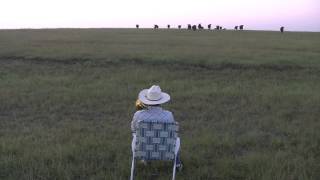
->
xmin=130 ymin=121 xmax=180 ymax=180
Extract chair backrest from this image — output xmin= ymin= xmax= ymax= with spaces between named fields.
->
xmin=134 ymin=120 xmax=179 ymax=161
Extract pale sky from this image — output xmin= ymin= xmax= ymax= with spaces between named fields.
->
xmin=1 ymin=0 xmax=319 ymax=31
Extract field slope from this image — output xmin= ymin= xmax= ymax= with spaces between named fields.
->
xmin=0 ymin=29 xmax=320 ymax=180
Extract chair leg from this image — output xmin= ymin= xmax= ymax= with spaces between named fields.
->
xmin=130 ymin=134 xmax=136 ymax=180
xmin=130 ymin=157 xmax=135 ymax=180
xmin=172 ymin=137 xmax=180 ymax=180
xmin=172 ymin=155 xmax=177 ymax=180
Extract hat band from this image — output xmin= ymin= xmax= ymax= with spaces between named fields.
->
xmin=146 ymin=94 xmax=162 ymax=101
xmin=149 ymin=96 xmax=162 ymax=101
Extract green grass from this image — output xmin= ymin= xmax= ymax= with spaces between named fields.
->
xmin=0 ymin=29 xmax=320 ymax=180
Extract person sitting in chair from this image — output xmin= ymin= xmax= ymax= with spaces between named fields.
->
xmin=131 ymin=85 xmax=182 ymax=170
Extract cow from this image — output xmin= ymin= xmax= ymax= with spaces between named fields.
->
xmin=136 ymin=24 xmax=139 ymax=29
xmin=280 ymin=26 xmax=284 ymax=33
xmin=167 ymin=24 xmax=170 ymax=29
xmin=235 ymin=26 xmax=238 ymax=30
xmin=178 ymin=25 xmax=182 ymax=29
xmin=187 ymin=24 xmax=192 ymax=30
xmin=208 ymin=24 xmax=212 ymax=30
xmin=198 ymin=24 xmax=204 ymax=30
xmin=192 ymin=25 xmax=197 ymax=31
xmin=239 ymin=25 xmax=244 ymax=30
xmin=154 ymin=25 xmax=159 ymax=29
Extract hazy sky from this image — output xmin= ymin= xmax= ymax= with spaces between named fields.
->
xmin=1 ymin=0 xmax=319 ymax=31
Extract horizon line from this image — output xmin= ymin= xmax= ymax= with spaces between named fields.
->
xmin=0 ymin=27 xmax=319 ymax=33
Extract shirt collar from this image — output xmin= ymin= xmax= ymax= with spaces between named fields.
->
xmin=147 ymin=106 xmax=162 ymax=110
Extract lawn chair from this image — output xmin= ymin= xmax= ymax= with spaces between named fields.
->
xmin=130 ymin=121 xmax=180 ymax=180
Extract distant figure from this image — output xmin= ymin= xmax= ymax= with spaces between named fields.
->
xmin=280 ymin=26 xmax=284 ymax=33
xmin=208 ymin=24 xmax=212 ymax=30
xmin=136 ymin=24 xmax=139 ymax=29
xmin=178 ymin=25 xmax=182 ymax=29
xmin=239 ymin=25 xmax=244 ymax=30
xmin=215 ymin=25 xmax=220 ymax=30
xmin=187 ymin=24 xmax=192 ymax=30
xmin=235 ymin=26 xmax=238 ymax=30
xmin=167 ymin=24 xmax=170 ymax=29
xmin=198 ymin=24 xmax=204 ymax=30
xmin=154 ymin=25 xmax=159 ymax=29
xmin=192 ymin=25 xmax=197 ymax=31
xmin=219 ymin=26 xmax=223 ymax=30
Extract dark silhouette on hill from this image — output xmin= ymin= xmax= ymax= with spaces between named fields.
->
xmin=215 ymin=25 xmax=222 ymax=30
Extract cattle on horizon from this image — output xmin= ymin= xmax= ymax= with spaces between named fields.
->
xmin=132 ymin=23 xmax=259 ymax=32
xmin=198 ymin=24 xmax=204 ymax=30
xmin=192 ymin=25 xmax=197 ymax=31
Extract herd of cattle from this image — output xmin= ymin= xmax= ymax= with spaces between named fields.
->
xmin=135 ymin=24 xmax=285 ymax=33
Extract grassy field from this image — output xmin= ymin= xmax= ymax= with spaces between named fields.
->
xmin=0 ymin=29 xmax=320 ymax=180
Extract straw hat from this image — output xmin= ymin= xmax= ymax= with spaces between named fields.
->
xmin=138 ymin=85 xmax=170 ymax=105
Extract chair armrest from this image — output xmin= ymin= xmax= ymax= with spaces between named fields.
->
xmin=175 ymin=137 xmax=180 ymax=155
xmin=131 ymin=134 xmax=137 ymax=153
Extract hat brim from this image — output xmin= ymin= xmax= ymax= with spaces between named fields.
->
xmin=138 ymin=89 xmax=170 ymax=105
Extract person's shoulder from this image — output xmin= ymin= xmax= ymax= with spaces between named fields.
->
xmin=162 ymin=109 xmax=175 ymax=120
xmin=162 ymin=109 xmax=173 ymax=115
xmin=134 ymin=110 xmax=144 ymax=115
xmin=133 ymin=109 xmax=148 ymax=117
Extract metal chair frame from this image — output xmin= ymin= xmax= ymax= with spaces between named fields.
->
xmin=130 ymin=121 xmax=180 ymax=180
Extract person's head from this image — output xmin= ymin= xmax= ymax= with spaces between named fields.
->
xmin=138 ymin=85 xmax=170 ymax=106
